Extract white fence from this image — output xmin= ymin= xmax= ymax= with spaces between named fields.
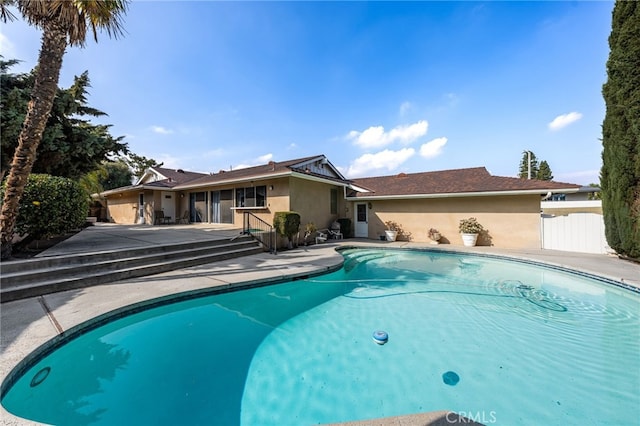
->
xmin=540 ymin=213 xmax=610 ymax=254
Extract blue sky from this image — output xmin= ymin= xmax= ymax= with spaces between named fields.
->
xmin=1 ymin=1 xmax=613 ymax=185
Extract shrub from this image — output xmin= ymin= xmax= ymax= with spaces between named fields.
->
xmin=458 ymin=217 xmax=484 ymax=234
xmin=2 ymin=174 xmax=89 ymax=240
xmin=273 ymin=211 xmax=301 ymax=247
xmin=384 ymin=220 xmax=412 ymax=241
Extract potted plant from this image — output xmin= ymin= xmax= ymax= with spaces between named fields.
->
xmin=458 ymin=217 xmax=484 ymax=247
xmin=303 ymin=222 xmax=317 ymax=245
xmin=384 ymin=220 xmax=399 ymax=242
xmin=428 ymin=228 xmax=441 ymax=244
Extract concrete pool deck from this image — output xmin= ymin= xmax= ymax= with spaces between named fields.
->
xmin=1 ymin=223 xmax=639 ymax=425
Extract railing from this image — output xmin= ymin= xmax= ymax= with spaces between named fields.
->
xmin=242 ymin=212 xmax=276 ymax=254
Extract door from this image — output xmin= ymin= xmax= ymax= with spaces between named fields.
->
xmin=138 ymin=193 xmax=145 ymax=224
xmin=161 ymin=192 xmax=175 ymax=222
xmin=210 ymin=191 xmax=221 ymax=223
xmin=189 ymin=192 xmax=207 ymax=222
xmin=354 ymin=203 xmax=368 ymax=238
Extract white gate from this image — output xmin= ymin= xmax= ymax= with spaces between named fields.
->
xmin=541 ymin=213 xmax=610 ymax=254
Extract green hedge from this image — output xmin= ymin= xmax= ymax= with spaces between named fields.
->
xmin=273 ymin=211 xmax=301 ymax=241
xmin=2 ymin=174 xmax=89 ymax=240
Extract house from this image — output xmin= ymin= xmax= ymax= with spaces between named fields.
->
xmin=100 ymin=156 xmax=351 ymax=233
xmin=99 ymin=155 xmax=582 ymax=249
xmin=347 ymin=167 xmax=580 ymax=248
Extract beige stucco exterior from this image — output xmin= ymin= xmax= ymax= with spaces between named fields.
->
xmin=349 ymin=194 xmax=543 ymax=249
xmin=289 ymin=178 xmax=346 ymax=229
xmin=106 ymin=177 xmax=347 ymax=226
xmin=104 ymin=192 xmax=140 ymax=224
xmin=106 ymin=185 xmax=544 ymax=249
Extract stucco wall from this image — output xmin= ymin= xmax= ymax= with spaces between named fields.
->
xmin=289 ymin=178 xmax=346 ymax=232
xmin=234 ymin=178 xmax=291 ymax=226
xmin=105 ymin=193 xmax=139 ymax=224
xmin=355 ymin=194 xmax=542 ymax=249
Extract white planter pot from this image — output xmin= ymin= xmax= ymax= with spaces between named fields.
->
xmin=461 ymin=233 xmax=478 ymax=247
xmin=384 ymin=230 xmax=398 ymax=242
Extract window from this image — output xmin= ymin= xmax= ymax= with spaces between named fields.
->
xmin=330 ymin=188 xmax=338 ymax=214
xmin=236 ymin=185 xmax=267 ymax=208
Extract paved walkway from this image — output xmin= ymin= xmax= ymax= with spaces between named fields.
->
xmin=1 ymin=223 xmax=638 ymax=425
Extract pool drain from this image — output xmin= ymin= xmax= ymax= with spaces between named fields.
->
xmin=372 ymin=330 xmax=389 ymax=345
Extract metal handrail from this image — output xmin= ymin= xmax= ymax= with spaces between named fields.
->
xmin=242 ymin=212 xmax=276 ymax=254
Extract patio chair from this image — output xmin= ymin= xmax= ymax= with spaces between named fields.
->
xmin=316 ymin=230 xmax=329 ymax=244
xmin=177 ymin=210 xmax=190 ymax=224
xmin=154 ymin=210 xmax=171 ymax=225
xmin=154 ymin=210 xmax=164 ymax=225
xmin=328 ymin=221 xmax=343 ymax=239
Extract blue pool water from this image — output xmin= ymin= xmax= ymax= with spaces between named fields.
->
xmin=2 ymin=248 xmax=639 ymax=425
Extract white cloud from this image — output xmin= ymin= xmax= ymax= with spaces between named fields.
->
xmin=548 ymin=112 xmax=582 ymax=131
xmin=348 ymin=120 xmax=428 ymax=149
xmin=151 ymin=125 xmax=173 ymax=135
xmin=399 ymin=101 xmax=412 ymax=116
xmin=257 ymin=153 xmax=273 ymax=163
xmin=234 ymin=153 xmax=273 ymax=170
xmin=419 ymin=137 xmax=447 ymax=158
xmin=345 ymin=148 xmax=415 ymax=178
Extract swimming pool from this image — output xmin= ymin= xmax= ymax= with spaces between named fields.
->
xmin=2 ymin=248 xmax=639 ymax=425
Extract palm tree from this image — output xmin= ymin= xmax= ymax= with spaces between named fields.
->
xmin=0 ymin=0 xmax=128 ymax=259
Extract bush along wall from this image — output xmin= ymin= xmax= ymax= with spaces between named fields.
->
xmin=273 ymin=211 xmax=301 ymax=249
xmin=1 ymin=174 xmax=89 ymax=242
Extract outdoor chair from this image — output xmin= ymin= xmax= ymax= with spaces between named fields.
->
xmin=154 ymin=210 xmax=171 ymax=225
xmin=316 ymin=230 xmax=329 ymax=244
xmin=177 ymin=210 xmax=190 ymax=224
xmin=328 ymin=221 xmax=343 ymax=239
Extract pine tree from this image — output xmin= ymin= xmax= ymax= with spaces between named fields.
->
xmin=601 ymin=0 xmax=640 ymax=259
xmin=536 ymin=160 xmax=554 ymax=181
xmin=518 ymin=151 xmax=539 ymax=179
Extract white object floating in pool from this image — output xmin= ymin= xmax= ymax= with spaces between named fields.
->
xmin=372 ymin=330 xmax=389 ymax=345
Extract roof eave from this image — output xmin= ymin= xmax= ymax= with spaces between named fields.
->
xmin=100 ymin=184 xmax=176 ymax=196
xmin=289 ymin=171 xmax=351 ymax=187
xmin=345 ymin=187 xmax=581 ymax=201
xmin=174 ymin=171 xmax=294 ymax=190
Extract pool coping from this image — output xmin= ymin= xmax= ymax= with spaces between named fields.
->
xmin=1 ymin=241 xmax=638 ymax=425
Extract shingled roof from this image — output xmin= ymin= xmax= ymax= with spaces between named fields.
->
xmin=174 ymin=155 xmax=348 ymax=189
xmin=348 ymin=167 xmax=581 ymax=198
xmin=139 ymin=167 xmax=209 ymax=189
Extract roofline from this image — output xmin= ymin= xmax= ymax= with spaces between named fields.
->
xmin=135 ymin=168 xmax=168 ymax=185
xmin=345 ymin=187 xmax=581 ymax=201
xmin=174 ymin=171 xmax=293 ymax=190
xmin=290 ymin=171 xmax=351 ymax=187
xmin=100 ymin=184 xmax=176 ymax=196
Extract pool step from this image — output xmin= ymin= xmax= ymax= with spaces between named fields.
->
xmin=0 ymin=236 xmax=263 ymax=303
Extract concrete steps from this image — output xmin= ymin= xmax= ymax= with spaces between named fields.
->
xmin=0 ymin=236 xmax=263 ymax=302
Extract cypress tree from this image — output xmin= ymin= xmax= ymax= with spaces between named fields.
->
xmin=601 ymin=0 xmax=640 ymax=259
xmin=518 ymin=151 xmax=539 ymax=179
xmin=536 ymin=161 xmax=554 ymax=181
